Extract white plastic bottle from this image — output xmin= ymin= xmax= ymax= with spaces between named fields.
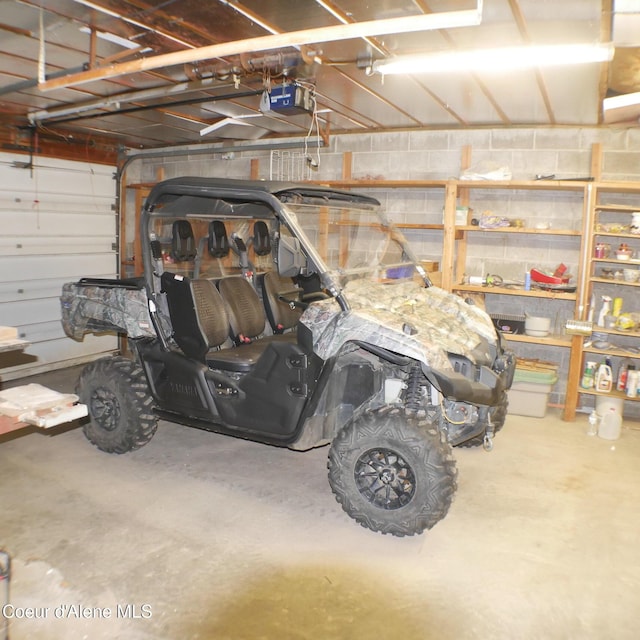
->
xmin=595 ymin=363 xmax=613 ymax=393
xmin=627 ymin=369 xmax=639 ymax=398
xmin=616 ymin=359 xmax=631 ymax=392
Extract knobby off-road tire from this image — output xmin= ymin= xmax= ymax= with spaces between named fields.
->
xmin=328 ymin=407 xmax=458 ymax=537
xmin=456 ymin=391 xmax=509 ymax=449
xmin=77 ymin=356 xmax=157 ymax=454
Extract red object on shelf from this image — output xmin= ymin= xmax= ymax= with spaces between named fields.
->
xmin=552 ymin=263 xmax=567 ymax=278
xmin=530 ymin=267 xmax=570 ymax=285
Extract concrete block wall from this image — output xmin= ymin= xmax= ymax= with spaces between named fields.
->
xmin=126 ymin=125 xmax=640 ymax=185
xmin=125 ymin=126 xmax=640 ymax=414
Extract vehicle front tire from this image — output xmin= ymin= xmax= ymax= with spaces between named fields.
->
xmin=328 ymin=407 xmax=457 ymax=537
xmin=77 ymin=356 xmax=157 ymax=454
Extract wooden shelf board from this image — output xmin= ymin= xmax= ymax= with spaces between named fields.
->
xmin=504 ymin=334 xmax=572 ymax=347
xmin=309 ymin=179 xmax=448 ymax=189
xmin=125 ymin=182 xmax=156 ymax=190
xmin=584 ymin=347 xmax=640 ymax=359
xmin=458 ymin=226 xmax=580 ymax=236
xmin=596 ymin=181 xmax=640 ymax=193
xmin=590 ymin=277 xmax=640 ymax=287
xmin=453 ymin=284 xmax=577 ymax=300
xmin=594 ymin=231 xmax=640 ymax=239
xmin=578 ymin=388 xmax=640 ymax=402
xmin=588 ymin=327 xmax=640 ymax=339
xmin=308 ymin=179 xmax=590 ymax=191
xmin=394 ymin=223 xmax=443 ymax=230
xmin=596 ymin=203 xmax=640 ymax=212
xmin=453 ymin=179 xmax=589 ymax=191
xmin=592 ymin=259 xmax=640 ymax=265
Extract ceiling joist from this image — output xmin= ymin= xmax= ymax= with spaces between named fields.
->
xmin=0 ymin=1 xmax=623 ymax=153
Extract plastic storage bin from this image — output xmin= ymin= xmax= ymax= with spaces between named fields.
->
xmin=508 ymin=381 xmax=555 ymax=418
xmin=507 ymin=364 xmax=558 ymax=418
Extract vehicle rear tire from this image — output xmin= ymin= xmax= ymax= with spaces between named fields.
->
xmin=456 ymin=391 xmax=508 ymax=448
xmin=328 ymin=407 xmax=457 ymax=537
xmin=77 ymin=356 xmax=157 ymax=454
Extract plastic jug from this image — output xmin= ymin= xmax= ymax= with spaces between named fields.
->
xmin=595 ymin=363 xmax=613 ymax=393
xmin=598 ymin=408 xmax=622 ymax=440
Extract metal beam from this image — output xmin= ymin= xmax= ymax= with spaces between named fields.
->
xmin=38 ymin=7 xmax=483 ymax=92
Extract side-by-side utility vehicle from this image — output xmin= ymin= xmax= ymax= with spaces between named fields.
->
xmin=61 ymin=177 xmax=515 ymax=536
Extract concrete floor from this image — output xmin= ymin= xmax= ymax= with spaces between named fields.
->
xmin=1 ymin=366 xmax=640 ymax=640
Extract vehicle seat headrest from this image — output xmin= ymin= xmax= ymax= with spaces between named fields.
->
xmin=171 ymin=220 xmax=197 ymax=262
xmin=208 ymin=220 xmax=230 ymax=258
xmin=253 ymin=220 xmax=271 ymax=256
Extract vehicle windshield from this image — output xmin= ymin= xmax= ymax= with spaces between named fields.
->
xmin=284 ymin=201 xmax=423 ymax=287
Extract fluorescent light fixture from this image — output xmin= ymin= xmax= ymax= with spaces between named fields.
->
xmin=604 ymin=91 xmax=640 ymax=110
xmin=372 ymin=43 xmax=614 ymax=75
xmin=603 ymin=90 xmax=640 ymax=123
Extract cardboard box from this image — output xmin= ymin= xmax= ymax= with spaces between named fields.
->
xmin=419 ymin=260 xmax=439 ymax=272
xmin=490 ymin=313 xmax=526 ymax=335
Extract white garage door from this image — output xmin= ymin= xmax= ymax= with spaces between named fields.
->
xmin=0 ymin=152 xmax=118 ymax=380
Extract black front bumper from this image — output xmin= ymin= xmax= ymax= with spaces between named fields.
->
xmin=429 ymin=349 xmax=516 ymax=407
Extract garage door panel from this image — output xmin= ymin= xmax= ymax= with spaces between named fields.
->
xmin=3 ymin=297 xmax=73 ymax=327
xmin=0 ymin=153 xmax=118 ymax=378
xmin=0 ymin=210 xmax=115 ymax=237
xmin=6 ymin=163 xmax=115 ymax=198
xmin=0 ymin=277 xmax=84 ymax=304
xmin=0 ymin=239 xmax=116 ymax=256
xmin=0 ymin=253 xmax=116 ymax=282
xmin=13 ymin=319 xmax=68 ymax=343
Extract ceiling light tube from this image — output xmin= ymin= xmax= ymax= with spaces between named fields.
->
xmin=372 ymin=43 xmax=614 ymax=75
xmin=603 ymin=91 xmax=640 ymax=111
xmin=602 ymin=91 xmax=640 ymax=123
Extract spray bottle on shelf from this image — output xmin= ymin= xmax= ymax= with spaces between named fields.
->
xmin=616 ymin=359 xmax=631 ymax=392
xmin=627 ymin=367 xmax=639 ymax=398
xmin=581 ymin=361 xmax=596 ymax=389
xmin=597 ymin=295 xmax=612 ymax=327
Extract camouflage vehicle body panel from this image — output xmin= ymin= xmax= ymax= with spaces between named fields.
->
xmin=61 ymin=281 xmax=155 ymax=341
xmin=301 ymin=279 xmax=497 ymax=370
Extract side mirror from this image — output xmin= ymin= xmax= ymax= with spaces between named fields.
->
xmin=277 ymin=235 xmax=306 ymax=277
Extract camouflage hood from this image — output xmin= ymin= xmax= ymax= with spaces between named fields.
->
xmin=300 ymin=279 xmax=498 ymax=371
